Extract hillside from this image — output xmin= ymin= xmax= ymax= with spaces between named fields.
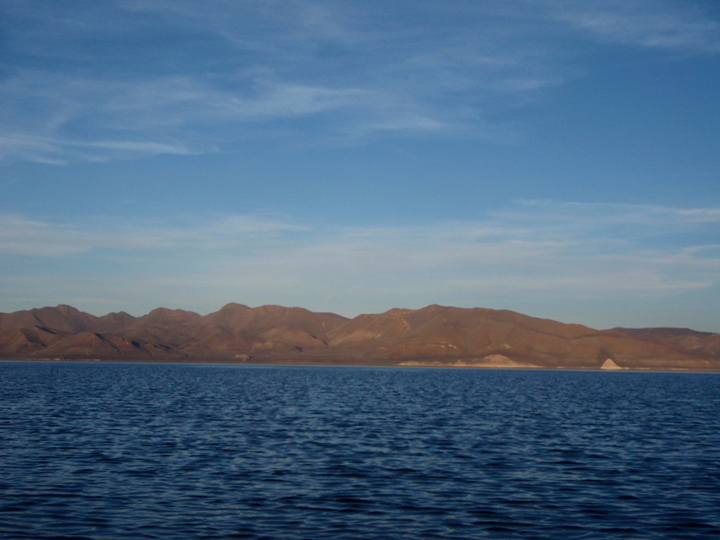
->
xmin=1 ymin=304 xmax=719 ymax=371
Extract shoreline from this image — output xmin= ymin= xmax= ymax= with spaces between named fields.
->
xmin=3 ymin=356 xmax=720 ymax=373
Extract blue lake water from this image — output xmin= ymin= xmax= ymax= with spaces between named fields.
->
xmin=1 ymin=361 xmax=719 ymax=539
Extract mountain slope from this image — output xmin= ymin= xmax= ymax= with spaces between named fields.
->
xmin=1 ymin=303 xmax=718 ymax=370
xmin=328 ymin=305 xmax=691 ymax=367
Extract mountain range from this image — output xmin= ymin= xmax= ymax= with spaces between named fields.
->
xmin=1 ymin=303 xmax=719 ymax=371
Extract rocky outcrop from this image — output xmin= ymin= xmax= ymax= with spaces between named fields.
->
xmin=600 ymin=358 xmax=623 ymax=370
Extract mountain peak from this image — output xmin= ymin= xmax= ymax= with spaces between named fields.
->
xmin=56 ymin=304 xmax=80 ymax=316
xmin=219 ymin=302 xmax=251 ymax=312
xmin=140 ymin=307 xmax=201 ymax=325
xmin=1 ymin=303 xmax=718 ymax=369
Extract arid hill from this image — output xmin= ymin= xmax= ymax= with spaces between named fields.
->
xmin=611 ymin=327 xmax=720 ymax=361
xmin=1 ymin=304 xmax=719 ymax=371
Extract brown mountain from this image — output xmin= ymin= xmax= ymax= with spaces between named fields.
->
xmin=0 ymin=326 xmax=64 ymax=356
xmin=0 ymin=304 xmax=137 ymax=334
xmin=118 ymin=303 xmax=350 ymax=358
xmin=325 ymin=305 xmax=718 ymax=369
xmin=0 ymin=304 xmax=102 ymax=333
xmin=1 ymin=303 xmax=719 ymax=371
xmin=611 ymin=327 xmax=720 ymax=360
xmin=611 ymin=327 xmax=714 ymax=340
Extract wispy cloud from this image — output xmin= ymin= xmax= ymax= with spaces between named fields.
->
xmin=0 ymin=213 xmax=306 ymax=256
xmin=4 ymin=1 xmax=716 ymax=164
xmin=494 ymin=200 xmax=720 ymax=235
xmin=549 ymin=0 xmax=720 ymax=53
xmin=2 ymin=202 xmax=719 ymax=318
xmin=0 ymin=133 xmax=196 ymax=164
xmin=0 ymin=215 xmax=99 ymax=256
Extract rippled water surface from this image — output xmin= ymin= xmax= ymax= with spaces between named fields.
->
xmin=1 ymin=362 xmax=719 ymax=539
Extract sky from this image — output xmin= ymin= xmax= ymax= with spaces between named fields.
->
xmin=1 ymin=0 xmax=719 ymax=331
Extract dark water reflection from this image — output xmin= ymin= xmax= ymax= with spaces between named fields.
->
xmin=1 ymin=362 xmax=719 ymax=539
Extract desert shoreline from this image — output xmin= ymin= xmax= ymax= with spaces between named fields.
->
xmin=3 ymin=356 xmax=720 ymax=373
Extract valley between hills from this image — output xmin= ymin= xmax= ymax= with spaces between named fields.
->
xmin=1 ymin=303 xmax=720 ymax=371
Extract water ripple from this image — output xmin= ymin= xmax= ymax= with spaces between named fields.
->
xmin=1 ymin=362 xmax=719 ymax=539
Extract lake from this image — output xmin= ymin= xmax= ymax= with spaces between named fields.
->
xmin=1 ymin=362 xmax=719 ymax=539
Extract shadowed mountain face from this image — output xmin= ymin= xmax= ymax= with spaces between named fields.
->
xmin=612 ymin=327 xmax=714 ymax=339
xmin=611 ymin=327 xmax=720 ymax=360
xmin=1 ymin=304 xmax=719 ymax=370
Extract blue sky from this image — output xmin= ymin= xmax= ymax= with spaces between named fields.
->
xmin=1 ymin=0 xmax=719 ymax=331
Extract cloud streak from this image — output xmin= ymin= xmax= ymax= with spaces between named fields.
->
xmin=0 ymin=213 xmax=307 ymax=256
xmin=2 ymin=202 xmax=719 ymax=319
xmin=550 ymin=0 xmax=720 ymax=53
xmin=3 ymin=0 xmax=717 ymax=164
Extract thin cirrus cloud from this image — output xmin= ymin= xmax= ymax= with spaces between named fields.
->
xmin=2 ymin=202 xmax=719 ymax=315
xmin=0 ymin=213 xmax=307 ymax=257
xmin=2 ymin=1 xmax=718 ymax=164
xmin=0 ymin=133 xmax=196 ymax=165
xmin=548 ymin=0 xmax=720 ymax=52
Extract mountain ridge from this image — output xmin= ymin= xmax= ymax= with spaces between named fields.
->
xmin=1 ymin=304 xmax=719 ymax=371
